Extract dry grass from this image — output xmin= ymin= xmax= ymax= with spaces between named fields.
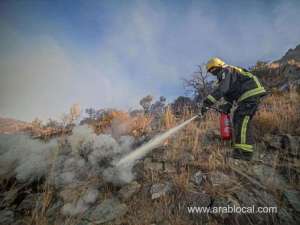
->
xmin=253 ymin=89 xmax=300 ymax=137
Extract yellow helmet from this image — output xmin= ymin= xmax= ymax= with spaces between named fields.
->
xmin=206 ymin=57 xmax=225 ymax=71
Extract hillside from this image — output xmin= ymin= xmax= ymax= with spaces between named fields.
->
xmin=252 ymin=44 xmax=300 ymax=90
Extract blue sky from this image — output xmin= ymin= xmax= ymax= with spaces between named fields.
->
xmin=1 ymin=0 xmax=300 ymax=121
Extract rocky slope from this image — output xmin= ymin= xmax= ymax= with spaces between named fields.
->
xmin=252 ymin=44 xmax=300 ymax=90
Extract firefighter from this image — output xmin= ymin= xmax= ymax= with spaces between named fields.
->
xmin=200 ymin=57 xmax=266 ymax=161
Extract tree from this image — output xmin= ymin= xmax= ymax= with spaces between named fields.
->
xmin=183 ymin=65 xmax=213 ymax=101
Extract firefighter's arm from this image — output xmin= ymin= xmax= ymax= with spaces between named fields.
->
xmin=205 ymin=69 xmax=232 ymax=107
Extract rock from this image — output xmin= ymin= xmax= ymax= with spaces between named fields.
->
xmin=118 ymin=181 xmax=141 ymax=200
xmin=263 ymin=134 xmax=283 ymax=150
xmin=263 ymin=134 xmax=300 ymax=157
xmin=190 ymin=171 xmax=204 ymax=186
xmin=283 ymin=190 xmax=300 ymax=213
xmin=210 ymin=171 xmax=232 ymax=186
xmin=150 ymin=182 xmax=172 ymax=199
xmin=17 ymin=194 xmax=42 ymax=212
xmin=85 ymin=198 xmax=127 ymax=224
xmin=144 ymin=158 xmax=163 ymax=171
xmin=178 ymin=152 xmax=195 ymax=166
xmin=281 ymin=134 xmax=300 ymax=157
xmin=251 ymin=165 xmax=287 ymax=189
xmin=0 ymin=210 xmax=14 ymax=225
xmin=163 ymin=163 xmax=176 ymax=173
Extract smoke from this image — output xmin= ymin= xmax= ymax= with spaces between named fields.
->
xmin=0 ymin=125 xmax=136 ymax=216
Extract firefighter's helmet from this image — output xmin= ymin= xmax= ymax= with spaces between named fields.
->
xmin=206 ymin=57 xmax=225 ymax=71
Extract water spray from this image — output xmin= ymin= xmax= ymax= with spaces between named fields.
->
xmin=116 ymin=115 xmax=199 ymax=167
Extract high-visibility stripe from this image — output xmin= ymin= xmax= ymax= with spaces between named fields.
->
xmin=230 ymin=65 xmax=266 ymax=102
xmin=233 ymin=144 xmax=253 ymax=152
xmin=207 ymin=95 xmax=217 ymax=104
xmin=238 ymin=87 xmax=266 ymax=102
xmin=241 ymin=116 xmax=250 ymax=144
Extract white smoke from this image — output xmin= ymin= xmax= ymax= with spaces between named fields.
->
xmin=0 ymin=125 xmax=136 ymax=216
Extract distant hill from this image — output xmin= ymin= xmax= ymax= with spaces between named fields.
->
xmin=0 ymin=117 xmax=29 ymax=134
xmin=252 ymin=44 xmax=300 ymax=90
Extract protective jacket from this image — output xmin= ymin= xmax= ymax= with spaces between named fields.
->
xmin=205 ymin=66 xmax=266 ymax=106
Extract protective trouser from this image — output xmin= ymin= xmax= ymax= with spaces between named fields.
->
xmin=232 ymin=97 xmax=259 ymax=153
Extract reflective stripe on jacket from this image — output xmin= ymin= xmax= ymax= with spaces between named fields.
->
xmin=206 ymin=65 xmax=266 ymax=105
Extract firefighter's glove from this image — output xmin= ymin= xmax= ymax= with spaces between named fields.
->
xmin=219 ymin=103 xmax=232 ymax=114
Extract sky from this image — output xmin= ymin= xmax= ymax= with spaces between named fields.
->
xmin=0 ymin=0 xmax=300 ymax=121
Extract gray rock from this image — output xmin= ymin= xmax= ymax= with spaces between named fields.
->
xmin=86 ymin=198 xmax=127 ymax=224
xmin=283 ymin=190 xmax=300 ymax=212
xmin=251 ymin=165 xmax=287 ymax=189
xmin=210 ymin=171 xmax=232 ymax=186
xmin=150 ymin=182 xmax=172 ymax=199
xmin=281 ymin=134 xmax=300 ymax=157
xmin=0 ymin=210 xmax=14 ymax=225
xmin=17 ymin=194 xmax=42 ymax=212
xmin=118 ymin=181 xmax=141 ymax=200
xmin=190 ymin=171 xmax=204 ymax=186
xmin=263 ymin=134 xmax=282 ymax=150
xmin=144 ymin=158 xmax=163 ymax=171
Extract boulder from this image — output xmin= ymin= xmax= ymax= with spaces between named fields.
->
xmin=251 ymin=165 xmax=287 ymax=189
xmin=0 ymin=210 xmax=14 ymax=225
xmin=281 ymin=135 xmax=300 ymax=157
xmin=263 ymin=134 xmax=283 ymax=150
xmin=190 ymin=171 xmax=204 ymax=186
xmin=150 ymin=182 xmax=172 ymax=199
